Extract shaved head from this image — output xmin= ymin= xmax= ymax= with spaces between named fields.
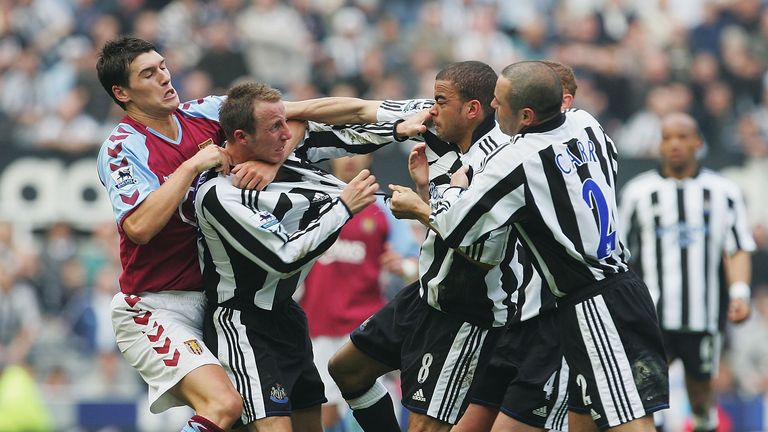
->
xmin=660 ymin=112 xmax=699 ymax=136
xmin=499 ymin=61 xmax=563 ymax=122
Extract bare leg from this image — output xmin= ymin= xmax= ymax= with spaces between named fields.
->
xmin=452 ymin=404 xmax=499 ymax=432
xmin=406 ymin=411 xmax=452 ymax=432
xmin=172 ymin=364 xmax=243 ymax=429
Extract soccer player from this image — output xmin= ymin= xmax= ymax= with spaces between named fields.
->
xmin=389 ymin=60 xmax=670 ymax=431
xmin=285 ymin=61 xmax=516 ymax=432
xmin=300 ymin=153 xmax=420 ymax=431
xmin=195 ymin=81 xmax=381 ymax=432
xmin=95 ymin=36 xmax=242 ymax=432
xmin=618 ymin=112 xmax=754 ymax=432
xmin=453 ymin=60 xmax=578 ymax=432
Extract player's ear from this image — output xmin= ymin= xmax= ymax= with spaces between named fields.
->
xmin=233 ymin=129 xmax=247 ymax=143
xmin=112 ymin=85 xmax=130 ymax=104
xmin=465 ymin=100 xmax=482 ymax=119
xmin=521 ymin=107 xmax=536 ymax=126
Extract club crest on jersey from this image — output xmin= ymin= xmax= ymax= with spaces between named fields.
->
xmin=183 ymin=339 xmax=204 ymax=355
xmin=361 ymin=217 xmax=376 ymax=233
xmin=256 ymin=211 xmax=279 ymax=231
xmin=197 ymin=138 xmax=214 ymax=150
xmin=270 ymin=383 xmax=288 ymax=403
xmin=110 ymin=165 xmax=138 ymax=189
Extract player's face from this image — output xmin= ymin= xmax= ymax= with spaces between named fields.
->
xmin=492 ymin=76 xmax=524 ymax=136
xmin=245 ymin=101 xmax=292 ymax=164
xmin=659 ymin=119 xmax=701 ymax=171
xmin=122 ymin=51 xmax=179 ymax=115
xmin=430 ymin=80 xmax=470 ymax=144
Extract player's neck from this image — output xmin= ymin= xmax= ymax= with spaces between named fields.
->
xmin=126 ymin=107 xmax=179 ymax=141
xmin=662 ymin=163 xmax=698 ymax=180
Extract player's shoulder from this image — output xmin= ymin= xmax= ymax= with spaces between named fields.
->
xmin=178 ymin=95 xmax=226 ymax=120
xmin=196 ymin=173 xmax=233 ymax=204
xmin=698 ymin=168 xmax=743 ymax=193
xmin=621 ymin=169 xmax=663 ymax=195
xmin=97 ymin=122 xmax=147 ymax=161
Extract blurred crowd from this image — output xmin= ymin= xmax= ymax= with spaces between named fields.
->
xmin=1 ymin=0 xmax=768 ymax=429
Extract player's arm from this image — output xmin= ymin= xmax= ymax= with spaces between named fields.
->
xmin=199 ymin=170 xmax=378 ymax=275
xmin=284 ymin=97 xmax=382 ymax=124
xmin=726 ymin=250 xmax=752 ymax=323
xmin=725 ymin=184 xmax=758 ymax=322
xmin=122 ymin=145 xmax=230 ymax=244
xmin=395 ymin=146 xmax=524 ymax=253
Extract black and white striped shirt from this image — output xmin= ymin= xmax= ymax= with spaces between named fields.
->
xmin=195 ymin=157 xmax=355 ymax=310
xmin=618 ymin=168 xmax=755 ymax=332
xmin=376 ymin=99 xmax=519 ymax=328
xmin=428 ymin=109 xmax=631 ymax=298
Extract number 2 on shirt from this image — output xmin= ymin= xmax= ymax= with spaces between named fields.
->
xmin=581 ymin=178 xmax=616 ymax=259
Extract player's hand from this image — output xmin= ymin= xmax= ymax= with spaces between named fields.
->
xmin=728 ymin=297 xmax=750 ymax=323
xmin=396 ymin=109 xmax=431 ymax=139
xmin=408 ymin=142 xmax=429 ymax=189
xmin=188 ymin=144 xmax=231 ymax=175
xmin=232 ymin=160 xmax=279 ymax=190
xmin=341 ymin=169 xmax=378 ymax=214
xmin=450 ymin=165 xmax=469 ymax=188
xmin=389 ymin=184 xmax=431 ymax=223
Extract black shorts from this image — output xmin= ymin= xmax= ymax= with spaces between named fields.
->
xmin=203 ymin=300 xmax=326 ymax=425
xmin=558 ymin=272 xmax=669 ymax=430
xmin=469 ymin=311 xmax=569 ymax=430
xmin=662 ymin=330 xmax=721 ymax=380
xmin=351 ymin=282 xmax=503 ymax=425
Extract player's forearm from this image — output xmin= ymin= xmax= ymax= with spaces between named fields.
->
xmin=727 ymin=250 xmax=751 ymax=286
xmin=122 ymin=162 xmax=198 ymax=244
xmin=284 ymin=97 xmax=382 ymax=124
xmin=727 ymin=250 xmax=752 ymax=299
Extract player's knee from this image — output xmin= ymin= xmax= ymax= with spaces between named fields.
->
xmin=328 ymin=352 xmax=353 ymax=390
xmin=212 ymin=389 xmax=243 ymax=426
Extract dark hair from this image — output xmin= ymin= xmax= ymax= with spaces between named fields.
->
xmin=500 ymin=61 xmax=563 ymax=122
xmin=96 ymin=37 xmax=157 ymax=110
xmin=540 ymin=60 xmax=577 ymax=97
xmin=435 ymin=61 xmax=498 ymax=118
xmin=219 ymin=82 xmax=282 ymax=141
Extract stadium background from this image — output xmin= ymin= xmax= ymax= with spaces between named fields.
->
xmin=0 ymin=0 xmax=767 ymax=430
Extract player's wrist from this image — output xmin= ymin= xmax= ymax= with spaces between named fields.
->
xmin=729 ymin=281 xmax=751 ymax=301
xmin=393 ymin=119 xmax=409 ymax=142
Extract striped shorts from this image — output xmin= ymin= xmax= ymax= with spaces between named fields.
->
xmin=351 ymin=282 xmax=502 ymax=425
xmin=203 ymin=299 xmax=326 ymax=425
xmin=558 ymin=272 xmax=669 ymax=430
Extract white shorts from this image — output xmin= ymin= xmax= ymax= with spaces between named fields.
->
xmin=311 ymin=335 xmax=347 ymax=405
xmin=111 ymin=290 xmax=220 ymax=413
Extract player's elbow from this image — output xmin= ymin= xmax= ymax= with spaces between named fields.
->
xmin=122 ymin=220 xmax=156 ymax=245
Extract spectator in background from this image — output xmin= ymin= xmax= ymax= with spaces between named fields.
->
xmin=194 ymin=19 xmax=249 ymax=93
xmin=37 ymin=222 xmax=77 ymax=317
xmin=300 ymin=153 xmax=419 ymax=431
xmin=33 ymin=86 xmax=101 ymax=154
xmin=236 ymin=0 xmax=311 ymax=89
xmin=0 ymin=262 xmax=41 ymax=367
xmin=323 ymin=7 xmax=370 ymax=81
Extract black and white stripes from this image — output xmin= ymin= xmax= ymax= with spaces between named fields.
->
xmin=427 ymin=323 xmax=487 ymax=423
xmin=429 ymin=109 xmax=631 ymax=299
xmin=618 ymin=168 xmax=755 ymax=332
xmin=213 ymin=307 xmax=262 ymax=423
xmin=195 ymin=157 xmax=352 ymax=310
xmin=576 ymin=295 xmax=645 ymax=426
xmin=376 ymin=99 xmax=518 ymax=328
